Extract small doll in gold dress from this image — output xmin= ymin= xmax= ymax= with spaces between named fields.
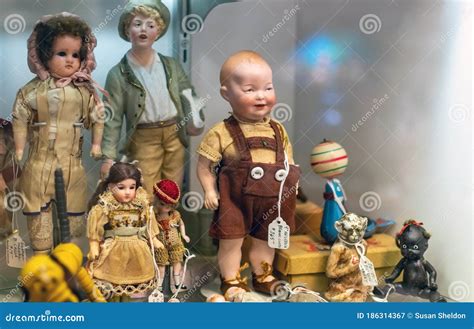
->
xmin=87 ymin=162 xmax=164 ymax=302
xmin=152 ymin=179 xmax=190 ymax=291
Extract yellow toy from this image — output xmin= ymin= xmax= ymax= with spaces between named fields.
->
xmin=20 ymin=243 xmax=106 ymax=302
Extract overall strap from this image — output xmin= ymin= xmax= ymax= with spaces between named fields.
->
xmin=223 ymin=116 xmax=252 ymax=162
xmin=268 ymin=120 xmax=285 ymax=164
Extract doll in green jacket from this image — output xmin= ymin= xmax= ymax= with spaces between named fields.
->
xmin=100 ymin=0 xmax=205 ymax=195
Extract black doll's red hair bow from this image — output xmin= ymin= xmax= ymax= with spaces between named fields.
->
xmin=397 ymin=220 xmax=424 ymax=237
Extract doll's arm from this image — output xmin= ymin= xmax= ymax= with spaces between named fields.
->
xmin=89 ymin=95 xmax=104 ymax=159
xmin=86 ymin=206 xmax=107 ymax=260
xmin=385 ymin=258 xmax=406 ymax=283
xmin=88 ymin=240 xmax=100 ymax=261
xmin=148 ymin=207 xmax=165 ymax=249
xmin=179 ymin=218 xmax=190 ymax=243
xmin=101 ymin=70 xmax=125 ymax=162
xmin=197 ymin=155 xmax=219 ymax=210
xmin=12 ymin=89 xmax=32 ymax=161
xmin=423 ymin=260 xmax=438 ymax=289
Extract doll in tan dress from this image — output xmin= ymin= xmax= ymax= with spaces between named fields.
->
xmin=87 ymin=162 xmax=164 ymax=302
xmin=12 ymin=13 xmax=104 ymax=254
xmin=152 ymin=179 xmax=190 ymax=291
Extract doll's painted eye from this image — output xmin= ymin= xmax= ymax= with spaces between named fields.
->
xmin=413 ymin=245 xmax=419 ymax=250
xmin=57 ymin=51 xmax=66 ymax=57
xmin=72 ymin=53 xmax=79 ymax=59
xmin=402 ymin=244 xmax=407 ymax=249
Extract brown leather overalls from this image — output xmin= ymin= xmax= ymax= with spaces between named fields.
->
xmin=210 ymin=116 xmax=300 ymax=241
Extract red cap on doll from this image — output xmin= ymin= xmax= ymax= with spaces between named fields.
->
xmin=153 ymin=179 xmax=180 ymax=205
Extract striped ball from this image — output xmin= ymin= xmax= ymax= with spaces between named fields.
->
xmin=311 ymin=140 xmax=348 ymax=178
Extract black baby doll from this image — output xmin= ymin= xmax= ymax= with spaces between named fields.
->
xmin=377 ymin=220 xmax=446 ymax=302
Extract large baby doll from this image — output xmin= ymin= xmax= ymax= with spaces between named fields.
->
xmin=197 ymin=51 xmax=300 ymax=295
xmin=100 ymin=0 xmax=204 ymax=194
xmin=12 ymin=12 xmax=103 ymax=254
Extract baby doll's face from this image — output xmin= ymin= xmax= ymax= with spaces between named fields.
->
xmin=127 ymin=14 xmax=161 ymax=49
xmin=109 ymin=178 xmax=137 ymax=203
xmin=221 ymin=62 xmax=275 ymax=123
xmin=47 ymin=35 xmax=82 ymax=78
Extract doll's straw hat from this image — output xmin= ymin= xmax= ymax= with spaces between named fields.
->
xmin=153 ymin=179 xmax=180 ymax=205
xmin=118 ymin=0 xmax=170 ymax=41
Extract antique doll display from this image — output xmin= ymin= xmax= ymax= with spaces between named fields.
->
xmin=197 ymin=50 xmax=300 ymax=295
xmin=376 ymin=220 xmax=446 ymax=302
xmin=100 ymin=0 xmax=205 ymax=194
xmin=152 ymin=179 xmax=191 ymax=291
xmin=11 ymin=12 xmax=104 ymax=254
xmin=311 ymin=140 xmax=348 ymax=244
xmin=86 ymin=162 xmax=164 ymax=302
xmin=0 ymin=119 xmax=18 ymax=239
xmin=325 ymin=213 xmax=374 ymax=302
xmin=21 ymin=243 xmax=106 ymax=302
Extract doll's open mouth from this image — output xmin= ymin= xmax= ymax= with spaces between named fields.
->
xmin=139 ymin=34 xmax=148 ymax=39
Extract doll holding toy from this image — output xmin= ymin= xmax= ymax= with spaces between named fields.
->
xmin=197 ymin=51 xmax=300 ymax=295
xmin=100 ymin=0 xmax=205 ymax=194
xmin=152 ymin=179 xmax=191 ymax=291
xmin=87 ymin=162 xmax=164 ymax=302
xmin=11 ymin=12 xmax=104 ymax=254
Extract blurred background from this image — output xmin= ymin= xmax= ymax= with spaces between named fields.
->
xmin=0 ymin=0 xmax=472 ymax=301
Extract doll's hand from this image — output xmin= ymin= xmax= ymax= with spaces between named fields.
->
xmin=182 ymin=235 xmax=191 ymax=243
xmin=153 ymin=238 xmax=165 ymax=250
xmin=88 ymin=244 xmax=100 ymax=261
xmin=90 ymin=144 xmax=102 ymax=159
xmin=15 ymin=150 xmax=23 ymax=162
xmin=204 ymin=191 xmax=219 ymax=210
xmin=100 ymin=160 xmax=113 ymax=180
xmin=429 ymin=282 xmax=438 ymax=290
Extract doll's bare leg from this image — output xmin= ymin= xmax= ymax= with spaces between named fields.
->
xmin=27 ymin=210 xmax=53 ymax=254
xmin=218 ymin=238 xmax=244 ymax=282
xmin=158 ymin=265 xmax=165 ymax=288
xmin=69 ymin=215 xmax=85 ymax=246
xmin=249 ymin=237 xmax=275 ymax=282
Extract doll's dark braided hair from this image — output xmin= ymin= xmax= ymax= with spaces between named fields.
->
xmin=87 ymin=162 xmax=142 ymax=211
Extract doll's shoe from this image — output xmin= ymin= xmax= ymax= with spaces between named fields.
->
xmin=220 ymin=263 xmax=251 ymax=294
xmin=172 ymin=273 xmax=188 ymax=292
xmin=251 ymin=262 xmax=280 ymax=295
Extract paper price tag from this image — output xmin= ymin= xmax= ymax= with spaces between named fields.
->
xmin=359 ymin=255 xmax=378 ymax=287
xmin=268 ymin=217 xmax=290 ymax=249
xmin=148 ymin=288 xmax=164 ymax=303
xmin=6 ymin=232 xmax=27 ymax=268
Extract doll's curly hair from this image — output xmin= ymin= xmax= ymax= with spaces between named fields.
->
xmin=122 ymin=5 xmax=166 ymax=38
xmin=34 ymin=15 xmax=91 ymax=69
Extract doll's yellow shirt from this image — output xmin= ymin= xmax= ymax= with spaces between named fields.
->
xmin=197 ymin=115 xmax=294 ymax=165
